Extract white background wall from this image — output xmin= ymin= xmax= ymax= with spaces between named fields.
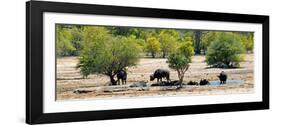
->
xmin=0 ymin=0 xmax=279 ymax=124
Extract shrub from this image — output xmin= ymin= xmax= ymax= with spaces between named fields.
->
xmin=206 ymin=32 xmax=245 ymax=68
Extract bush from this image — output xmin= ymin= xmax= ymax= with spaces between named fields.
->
xmin=206 ymin=32 xmax=245 ymax=68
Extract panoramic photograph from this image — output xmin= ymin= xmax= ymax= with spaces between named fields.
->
xmin=55 ymin=24 xmax=254 ymax=101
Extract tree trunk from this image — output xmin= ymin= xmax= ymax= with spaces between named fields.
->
xmin=179 ymin=75 xmax=184 ymax=87
xmin=177 ymin=71 xmax=184 ymax=87
xmin=162 ymin=52 xmax=166 ymax=58
xmin=194 ymin=31 xmax=202 ymax=55
xmin=151 ymin=52 xmax=155 ymax=58
xmin=109 ymin=75 xmax=117 ymax=85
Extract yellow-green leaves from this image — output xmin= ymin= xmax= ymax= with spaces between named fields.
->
xmin=56 ymin=26 xmax=75 ymax=56
xmin=145 ymin=37 xmax=161 ymax=58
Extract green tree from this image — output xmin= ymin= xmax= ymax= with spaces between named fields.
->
xmin=108 ymin=27 xmax=131 ymax=36
xmin=158 ymin=30 xmax=179 ymax=58
xmin=178 ymin=37 xmax=195 ymax=58
xmin=167 ymin=40 xmax=194 ymax=86
xmin=69 ymin=26 xmax=83 ymax=56
xmin=78 ymin=29 xmax=140 ymax=85
xmin=145 ymin=37 xmax=161 ymax=58
xmin=56 ymin=26 xmax=76 ymax=56
xmin=193 ymin=30 xmax=202 ymax=55
xmin=238 ymin=33 xmax=254 ymax=53
xmin=206 ymin=32 xmax=245 ymax=68
xmin=127 ymin=35 xmax=146 ymax=53
xmin=77 ymin=26 xmax=109 ymax=77
xmin=201 ymin=31 xmax=218 ymax=54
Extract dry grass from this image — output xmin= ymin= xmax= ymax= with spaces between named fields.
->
xmin=56 ymin=54 xmax=254 ymax=100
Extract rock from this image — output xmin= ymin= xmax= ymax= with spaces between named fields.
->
xmin=214 ymin=62 xmax=228 ymax=68
xmin=129 ymin=81 xmax=148 ymax=87
xmin=150 ymin=80 xmax=180 ymax=86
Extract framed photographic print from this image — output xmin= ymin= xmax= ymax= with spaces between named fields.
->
xmin=26 ymin=1 xmax=269 ymax=124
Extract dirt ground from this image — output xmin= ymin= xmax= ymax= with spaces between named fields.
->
xmin=56 ymin=54 xmax=254 ymax=101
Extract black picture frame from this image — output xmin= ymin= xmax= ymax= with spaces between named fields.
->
xmin=26 ymin=1 xmax=269 ymax=124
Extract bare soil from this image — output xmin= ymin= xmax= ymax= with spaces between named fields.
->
xmin=56 ymin=54 xmax=254 ymax=100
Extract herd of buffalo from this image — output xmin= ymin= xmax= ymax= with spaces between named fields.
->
xmin=116 ymin=69 xmax=228 ymax=86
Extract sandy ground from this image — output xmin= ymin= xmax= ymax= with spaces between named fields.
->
xmin=56 ymin=54 xmax=254 ymax=100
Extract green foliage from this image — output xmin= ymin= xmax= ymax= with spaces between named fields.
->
xmin=69 ymin=27 xmax=83 ymax=55
xmin=56 ymin=25 xmax=84 ymax=56
xmin=239 ymin=33 xmax=254 ymax=52
xmin=206 ymin=32 xmax=246 ymax=68
xmin=56 ymin=24 xmax=254 ymax=58
xmin=158 ymin=30 xmax=179 ymax=58
xmin=145 ymin=36 xmax=161 ymax=58
xmin=202 ymin=32 xmax=254 ymax=55
xmin=180 ymin=31 xmax=194 ymax=42
xmin=193 ymin=30 xmax=202 ymax=54
xmin=56 ymin=26 xmax=76 ymax=56
xmin=108 ymin=27 xmax=131 ymax=36
xmin=178 ymin=37 xmax=195 ymax=61
xmin=127 ymin=35 xmax=146 ymax=52
xmin=81 ymin=26 xmax=109 ymax=55
xmin=55 ymin=24 xmax=254 ymax=86
xmin=167 ymin=40 xmax=194 ymax=85
xmin=201 ymin=32 xmax=218 ymax=54
xmin=78 ymin=27 xmax=109 ymax=77
xmin=78 ymin=28 xmax=140 ymax=84
xmin=167 ymin=52 xmax=191 ymax=73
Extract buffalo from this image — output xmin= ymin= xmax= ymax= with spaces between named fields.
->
xmin=73 ymin=89 xmax=92 ymax=94
xmin=187 ymin=81 xmax=199 ymax=85
xmin=199 ymin=79 xmax=209 ymax=85
xmin=117 ymin=69 xmax=127 ymax=85
xmin=150 ymin=69 xmax=170 ymax=83
xmin=218 ymin=71 xmax=227 ymax=84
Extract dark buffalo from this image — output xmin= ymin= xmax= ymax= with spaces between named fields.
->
xmin=117 ymin=70 xmax=127 ymax=85
xmin=187 ymin=81 xmax=199 ymax=85
xmin=150 ymin=69 xmax=170 ymax=83
xmin=218 ymin=71 xmax=227 ymax=84
xmin=73 ymin=90 xmax=92 ymax=94
xmin=199 ymin=79 xmax=209 ymax=85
